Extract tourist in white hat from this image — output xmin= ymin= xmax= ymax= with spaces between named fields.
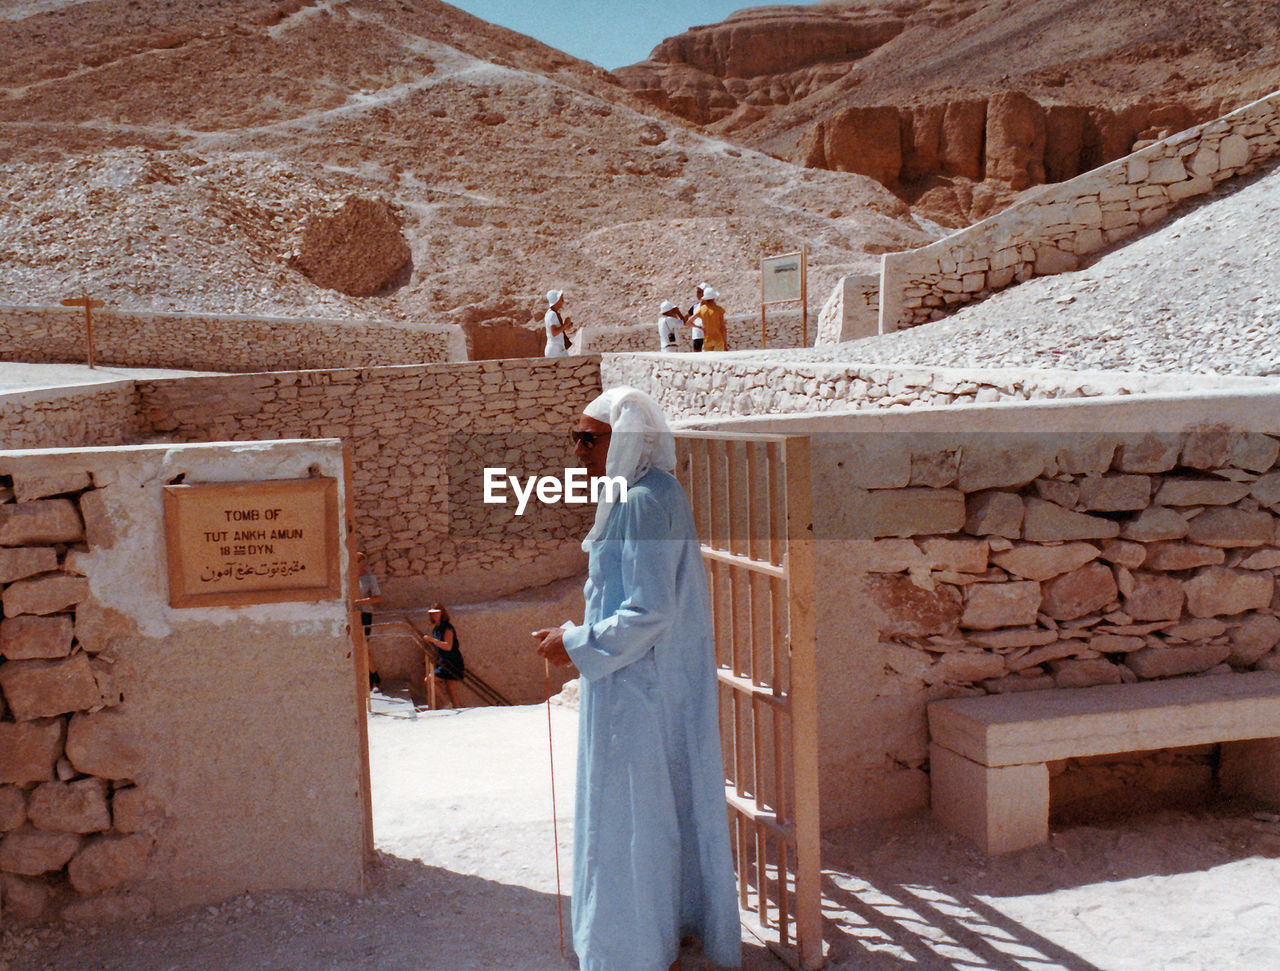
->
xmin=544 ymin=289 xmax=573 ymax=358
xmin=687 ymin=282 xmax=709 ymax=351
xmin=656 ymin=300 xmax=683 ymax=352
xmin=691 ymin=286 xmax=727 ymax=351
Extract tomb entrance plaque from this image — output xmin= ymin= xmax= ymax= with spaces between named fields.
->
xmin=163 ymin=478 xmax=341 ymax=608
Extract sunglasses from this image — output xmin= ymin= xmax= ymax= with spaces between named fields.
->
xmin=570 ymin=430 xmax=610 ymax=448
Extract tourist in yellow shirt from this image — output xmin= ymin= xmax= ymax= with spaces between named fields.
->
xmin=693 ymin=287 xmax=727 ymax=351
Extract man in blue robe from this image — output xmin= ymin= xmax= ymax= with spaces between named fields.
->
xmin=535 ymin=387 xmax=740 ymax=970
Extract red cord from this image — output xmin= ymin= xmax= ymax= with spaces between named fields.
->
xmin=545 ymin=660 xmax=565 ymax=958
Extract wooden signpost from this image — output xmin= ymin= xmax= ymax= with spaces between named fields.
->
xmin=759 ymin=248 xmax=808 ymax=349
xmin=163 ymin=478 xmax=341 ymax=608
xmin=60 ymin=294 xmax=105 ymax=369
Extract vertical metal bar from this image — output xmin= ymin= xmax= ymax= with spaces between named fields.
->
xmin=801 ymin=245 xmax=809 ymax=348
xmin=752 ymin=818 xmax=762 ymax=931
xmin=778 ymin=838 xmax=792 ymax=947
xmin=691 ymin=438 xmax=711 ymax=543
xmin=767 ymin=441 xmax=784 ymax=567
xmin=725 ymin=439 xmax=742 ymax=557
xmin=760 ymin=256 xmax=768 ymax=350
xmin=747 ymin=442 xmax=765 ymax=566
xmin=343 ymin=444 xmax=374 ymax=878
xmin=735 ymin=811 xmax=749 ymax=910
xmin=771 ymin=577 xmax=789 ymax=833
xmin=708 ymin=440 xmax=726 ymax=553
xmin=783 ymin=436 xmax=822 ymax=970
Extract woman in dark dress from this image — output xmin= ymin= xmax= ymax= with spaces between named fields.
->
xmin=424 ymin=602 xmax=464 ymax=709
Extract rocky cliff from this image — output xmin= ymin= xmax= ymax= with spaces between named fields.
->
xmin=617 ymin=0 xmax=1280 ymax=224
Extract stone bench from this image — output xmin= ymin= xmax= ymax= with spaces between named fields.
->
xmin=927 ymin=671 xmax=1280 ymax=853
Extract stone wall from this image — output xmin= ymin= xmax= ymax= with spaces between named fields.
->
xmin=137 ymin=357 xmax=603 ymax=604
xmin=603 ymin=352 xmax=1263 ymax=421
xmin=816 ymin=273 xmax=879 ymax=345
xmin=584 ymin=308 xmax=812 ymax=354
xmin=687 ymin=389 xmax=1280 ymax=829
xmin=876 ymin=88 xmax=1280 ymax=333
xmin=0 ymin=441 xmax=366 ymax=924
xmin=0 ymin=384 xmax=143 ymax=450
xmin=0 ymin=305 xmax=466 ymax=373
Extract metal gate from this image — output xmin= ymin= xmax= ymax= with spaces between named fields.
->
xmin=674 ymin=431 xmax=823 ymax=970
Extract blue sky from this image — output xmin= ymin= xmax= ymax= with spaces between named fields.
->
xmin=447 ymin=1 xmax=823 ymax=71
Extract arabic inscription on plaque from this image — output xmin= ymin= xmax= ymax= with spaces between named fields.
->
xmin=163 ymin=478 xmax=341 ymax=608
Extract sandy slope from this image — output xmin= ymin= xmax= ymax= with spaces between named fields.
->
xmin=0 ymin=0 xmax=934 ymax=335
xmin=781 ymin=159 xmax=1280 ymax=376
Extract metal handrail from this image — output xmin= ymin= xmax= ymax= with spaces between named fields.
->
xmin=367 ymin=615 xmax=513 ymax=708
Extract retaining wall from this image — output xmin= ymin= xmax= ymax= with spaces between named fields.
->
xmin=602 ymin=352 xmax=1267 ymax=421
xmin=584 ymin=307 xmax=813 ymax=354
xmin=0 ymin=441 xmax=367 ymax=924
xmin=877 ymin=89 xmax=1280 ymax=334
xmin=816 ymin=273 xmax=879 ymax=345
xmin=0 ymin=305 xmax=466 ymax=373
xmin=690 ymin=390 xmax=1280 ymax=829
xmin=0 ymin=383 xmax=143 ymax=450
xmin=137 ymin=357 xmax=603 ymax=604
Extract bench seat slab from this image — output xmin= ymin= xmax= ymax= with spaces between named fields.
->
xmin=929 ymin=672 xmax=1280 ymax=767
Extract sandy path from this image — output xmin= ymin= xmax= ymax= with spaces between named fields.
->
xmin=5 ymin=701 xmax=1279 ymax=970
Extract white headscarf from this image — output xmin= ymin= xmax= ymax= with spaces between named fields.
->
xmin=581 ymin=386 xmax=677 ymax=550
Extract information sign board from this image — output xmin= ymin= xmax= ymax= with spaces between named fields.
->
xmin=761 ymin=252 xmax=804 ymax=304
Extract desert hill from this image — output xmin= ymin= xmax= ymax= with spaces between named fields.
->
xmin=617 ymin=0 xmax=1280 ymax=224
xmin=2 ymin=0 xmax=1277 ymax=346
xmin=0 ymin=0 xmax=933 ymax=342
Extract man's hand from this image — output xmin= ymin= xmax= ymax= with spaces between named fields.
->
xmin=533 ymin=626 xmax=574 ymax=669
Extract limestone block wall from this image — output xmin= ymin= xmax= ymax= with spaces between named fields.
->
xmin=688 ymin=390 xmax=1280 ymax=829
xmin=815 ymin=273 xmax=879 ymax=346
xmin=136 ymin=357 xmax=603 ymax=604
xmin=878 ymin=89 xmax=1280 ymax=333
xmin=0 ymin=384 xmax=143 ymax=450
xmin=0 ymin=441 xmax=366 ymax=925
xmin=602 ymin=352 xmax=1262 ymax=421
xmin=584 ymin=309 xmax=811 ymax=354
xmin=0 ymin=305 xmax=466 ymax=373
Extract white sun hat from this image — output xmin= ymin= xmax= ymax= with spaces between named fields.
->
xmin=659 ymin=300 xmax=678 ymax=314
xmin=546 ymin=289 xmax=563 ymax=306
xmin=701 ymin=287 xmax=718 ymax=300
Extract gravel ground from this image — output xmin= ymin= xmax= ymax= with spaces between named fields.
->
xmin=4 ymin=703 xmax=1278 ymax=971
xmin=783 ymin=159 xmax=1280 ymax=377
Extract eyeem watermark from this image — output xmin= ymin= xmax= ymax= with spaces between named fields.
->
xmin=483 ymin=468 xmax=628 ymax=516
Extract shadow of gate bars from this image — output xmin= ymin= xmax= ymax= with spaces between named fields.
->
xmin=674 ymin=431 xmax=823 ymax=970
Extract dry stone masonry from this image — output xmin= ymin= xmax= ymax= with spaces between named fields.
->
xmin=602 ymin=354 xmax=1262 ymax=421
xmin=0 ymin=470 xmax=154 ymax=925
xmin=135 ymin=357 xmax=603 ymax=602
xmin=859 ymin=427 xmax=1280 ymax=695
xmin=876 ymin=89 xmax=1280 ymax=333
xmin=585 ymin=308 xmax=811 ymax=355
xmin=852 ymin=425 xmax=1280 ymax=815
xmin=3 ymin=359 xmax=603 ymax=603
xmin=0 ymin=384 xmax=143 ymax=451
xmin=0 ymin=305 xmax=464 ymax=374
